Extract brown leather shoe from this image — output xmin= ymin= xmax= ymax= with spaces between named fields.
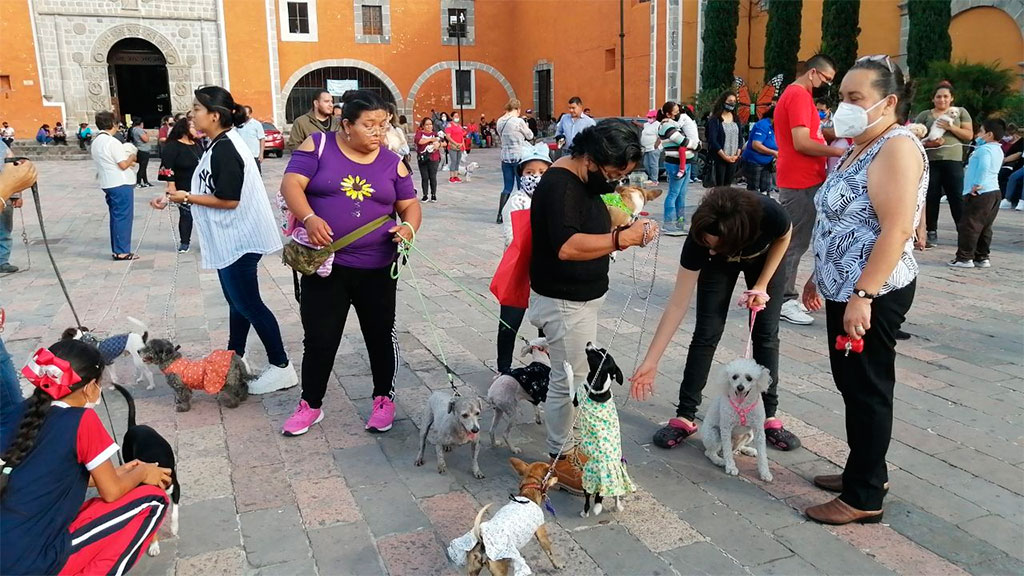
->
xmin=813 ymin=474 xmax=889 ymax=494
xmin=550 ymin=447 xmax=588 ymax=496
xmin=805 ymin=497 xmax=883 ymax=525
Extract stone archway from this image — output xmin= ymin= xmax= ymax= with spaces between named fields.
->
xmin=81 ymin=24 xmax=193 ymax=118
xmin=405 ymin=61 xmax=516 ymax=118
xmin=279 ymin=59 xmax=404 ymax=126
xmin=899 ymin=0 xmax=1024 ymax=71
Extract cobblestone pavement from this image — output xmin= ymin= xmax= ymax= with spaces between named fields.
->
xmin=1 ymin=149 xmax=1021 ymax=576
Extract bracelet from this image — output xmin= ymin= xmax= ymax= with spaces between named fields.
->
xmin=183 ymin=192 xmax=191 ymax=206
xmin=612 ymin=228 xmax=624 ymax=251
xmin=302 ymin=213 xmax=316 ymax=223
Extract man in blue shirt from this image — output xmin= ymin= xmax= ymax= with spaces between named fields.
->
xmin=741 ymin=108 xmax=778 ymax=196
xmin=951 ymin=118 xmax=1006 ymax=268
xmin=555 ymin=96 xmax=596 ymax=151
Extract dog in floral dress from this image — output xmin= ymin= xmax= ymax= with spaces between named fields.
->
xmin=569 ymin=343 xmax=635 ymax=517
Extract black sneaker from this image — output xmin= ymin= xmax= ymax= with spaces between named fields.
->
xmin=0 ymin=263 xmax=19 ymax=273
xmin=895 ymin=329 xmax=911 ymax=340
xmin=177 ymin=243 xmax=190 ymax=254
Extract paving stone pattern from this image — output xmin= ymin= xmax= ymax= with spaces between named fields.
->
xmin=1 ymin=150 xmax=1021 ymax=575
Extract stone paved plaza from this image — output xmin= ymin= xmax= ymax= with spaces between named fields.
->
xmin=1 ymin=149 xmax=1022 ymax=576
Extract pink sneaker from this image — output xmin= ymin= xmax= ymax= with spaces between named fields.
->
xmin=365 ymin=396 xmax=395 ymax=433
xmin=282 ymin=400 xmax=323 ymax=437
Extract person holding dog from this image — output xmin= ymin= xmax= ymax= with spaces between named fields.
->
xmin=801 ymin=55 xmax=925 ymax=525
xmin=630 ymin=186 xmax=802 ymax=452
xmin=915 ymin=82 xmax=973 ymax=248
xmin=279 ymin=89 xmax=421 ymax=437
xmin=0 ymin=339 xmax=172 ymax=576
xmin=529 ymin=119 xmax=655 ymax=495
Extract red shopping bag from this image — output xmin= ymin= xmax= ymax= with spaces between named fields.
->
xmin=489 ymin=209 xmax=532 ymax=308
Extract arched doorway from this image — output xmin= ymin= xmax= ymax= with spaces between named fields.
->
xmin=284 ymin=66 xmax=398 ymax=123
xmin=107 ymin=38 xmax=171 ymax=126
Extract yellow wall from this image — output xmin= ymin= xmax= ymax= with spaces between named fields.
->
xmin=951 ymin=6 xmax=1024 ymax=88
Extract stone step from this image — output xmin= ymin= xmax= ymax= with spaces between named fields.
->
xmin=5 ymin=141 xmax=92 ymax=160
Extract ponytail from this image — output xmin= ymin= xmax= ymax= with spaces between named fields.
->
xmin=0 ymin=390 xmax=53 ymax=498
xmin=194 ymin=86 xmax=246 ymax=129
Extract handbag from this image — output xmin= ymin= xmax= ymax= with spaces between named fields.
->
xmin=282 ymin=214 xmax=392 ymax=276
xmin=489 ymin=209 xmax=532 ymax=308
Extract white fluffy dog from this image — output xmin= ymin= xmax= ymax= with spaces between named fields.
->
xmin=702 ymin=358 xmax=773 ymax=482
xmin=924 ymin=108 xmax=961 ymax=142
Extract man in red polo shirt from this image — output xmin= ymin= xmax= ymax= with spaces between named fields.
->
xmin=774 ymin=54 xmax=844 ymax=326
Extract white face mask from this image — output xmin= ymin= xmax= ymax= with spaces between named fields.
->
xmin=832 ymin=98 xmax=888 ymax=138
xmin=84 ymin=383 xmax=102 ymax=410
xmin=520 ymin=173 xmax=542 ymax=196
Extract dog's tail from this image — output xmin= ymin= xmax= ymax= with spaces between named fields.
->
xmin=126 ymin=316 xmax=149 ymax=343
xmin=471 ymin=503 xmax=491 ymax=542
xmin=109 ymin=382 xmax=137 ymax=429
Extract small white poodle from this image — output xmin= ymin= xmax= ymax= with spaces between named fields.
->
xmin=924 ymin=108 xmax=961 ymax=142
xmin=702 ymin=357 xmax=774 ymax=482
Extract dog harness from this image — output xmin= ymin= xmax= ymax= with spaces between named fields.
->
xmin=163 ymin=350 xmax=235 ymax=395
xmin=579 ymin=393 xmax=635 ymax=497
xmin=509 ymin=362 xmax=550 ymax=405
xmin=728 ymin=395 xmax=761 ymax=426
xmin=448 ymin=498 xmax=545 ymax=576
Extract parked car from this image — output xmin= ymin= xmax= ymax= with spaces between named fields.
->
xmin=262 ymin=122 xmax=284 ymax=158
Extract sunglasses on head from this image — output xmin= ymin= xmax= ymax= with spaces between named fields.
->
xmin=856 ymin=54 xmax=894 ymax=73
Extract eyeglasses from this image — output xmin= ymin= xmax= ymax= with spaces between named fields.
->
xmin=814 ymin=69 xmax=835 ymax=86
xmin=856 ymin=54 xmax=894 ymax=73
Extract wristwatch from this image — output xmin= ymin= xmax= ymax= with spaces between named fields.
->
xmin=852 ymin=288 xmax=876 ymax=300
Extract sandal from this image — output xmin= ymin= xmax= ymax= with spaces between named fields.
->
xmin=765 ymin=420 xmax=801 ymax=451
xmin=653 ymin=418 xmax=698 ymax=449
xmin=112 ymin=253 xmax=140 ymax=261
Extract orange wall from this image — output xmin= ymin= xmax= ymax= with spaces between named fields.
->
xmin=0 ymin=0 xmax=52 ymax=135
xmin=951 ymin=7 xmax=1024 ymax=88
xmin=223 ymin=0 xmax=273 ymax=121
xmin=411 ymin=70 xmax=510 ymax=124
xmin=857 ymin=0 xmax=902 ymax=59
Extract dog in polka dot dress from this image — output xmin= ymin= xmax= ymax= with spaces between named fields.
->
xmin=141 ymin=338 xmax=253 ymax=412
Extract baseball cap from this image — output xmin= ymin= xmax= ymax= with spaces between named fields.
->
xmin=646 ymin=109 xmax=657 ymax=119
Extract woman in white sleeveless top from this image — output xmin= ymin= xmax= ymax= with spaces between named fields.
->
xmin=164 ymin=86 xmax=297 ymax=395
xmin=801 ymin=56 xmax=927 ymax=526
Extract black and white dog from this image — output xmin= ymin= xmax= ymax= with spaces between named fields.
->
xmin=486 ymin=337 xmax=550 ymax=455
xmin=109 ymin=383 xmax=179 ymax=556
xmin=62 ymin=317 xmax=154 ymax=389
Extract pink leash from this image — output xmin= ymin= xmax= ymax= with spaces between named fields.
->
xmin=737 ymin=290 xmax=769 ymax=359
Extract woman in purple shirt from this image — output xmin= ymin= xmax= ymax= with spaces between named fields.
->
xmin=279 ymin=90 xmax=421 ymax=437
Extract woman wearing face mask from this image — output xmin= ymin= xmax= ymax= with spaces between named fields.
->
xmin=444 ymin=112 xmax=466 ymax=183
xmin=527 ymin=120 xmax=657 ymax=496
xmin=493 ymin=143 xmax=552 ymax=374
xmin=914 ymin=82 xmax=973 ymax=248
xmin=0 ymin=340 xmax=172 ymax=576
xmin=801 ymin=55 xmax=926 ymax=525
xmin=705 ymin=91 xmax=742 ymax=187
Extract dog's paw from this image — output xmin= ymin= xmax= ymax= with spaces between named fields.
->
xmin=509 ymin=445 xmax=522 ymax=455
xmin=147 ymin=541 xmax=161 ymax=557
xmin=760 ymin=471 xmax=774 ymax=483
xmin=146 ymin=383 xmax=156 ymax=390
xmin=614 ymin=500 xmax=624 ymax=513
xmin=579 ymin=510 xmax=589 ymax=518
xmin=174 ymin=404 xmax=191 ymax=413
xmin=443 ymin=445 xmax=453 ymax=453
xmin=725 ymin=464 xmax=740 ymax=476
xmin=740 ymin=446 xmax=758 ymax=457
xmin=437 ymin=463 xmax=447 ymax=474
xmin=472 ymin=469 xmax=485 ymax=479
xmin=592 ymin=503 xmax=603 ymax=516
xmin=414 ymin=457 xmax=424 ymax=467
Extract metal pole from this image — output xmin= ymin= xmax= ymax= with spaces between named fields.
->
xmin=457 ymin=29 xmax=465 ymax=123
xmin=619 ymin=0 xmax=625 ymax=116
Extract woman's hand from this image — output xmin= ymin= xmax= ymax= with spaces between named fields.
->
xmin=922 ymin=139 xmax=942 ymax=149
xmin=802 ymin=279 xmax=823 ymax=312
xmin=935 ymin=118 xmax=950 ymax=130
xmin=304 ymin=215 xmax=334 ymax=247
xmin=150 ymin=195 xmax=168 ymax=210
xmin=914 ymin=226 xmax=927 ymax=251
xmin=167 ymin=190 xmax=187 ymax=204
xmin=629 ymin=360 xmax=657 ymax=401
xmin=141 ymin=462 xmax=173 ymax=489
xmin=843 ymin=296 xmax=872 ymax=340
xmin=744 ymin=285 xmax=769 ymax=310
xmin=619 ymin=218 xmax=660 ymax=248
xmin=390 ymin=223 xmax=414 ymax=244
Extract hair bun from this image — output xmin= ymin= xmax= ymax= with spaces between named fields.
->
xmin=937 ymin=80 xmax=953 ymax=88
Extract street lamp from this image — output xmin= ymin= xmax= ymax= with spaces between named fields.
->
xmin=448 ymin=12 xmax=467 ymax=124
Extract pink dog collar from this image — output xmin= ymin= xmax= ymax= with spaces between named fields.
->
xmin=728 ymin=395 xmax=760 ymax=426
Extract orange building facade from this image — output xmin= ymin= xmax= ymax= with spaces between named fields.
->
xmin=1 ymin=0 xmax=1021 ymax=134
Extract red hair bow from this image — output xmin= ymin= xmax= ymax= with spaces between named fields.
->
xmin=22 ymin=348 xmax=81 ymax=400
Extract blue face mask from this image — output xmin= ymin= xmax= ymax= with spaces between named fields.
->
xmin=818 ymin=111 xmax=828 ymax=120
xmin=975 ymin=136 xmax=987 ymax=146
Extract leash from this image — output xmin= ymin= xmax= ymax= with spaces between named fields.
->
xmin=737 ymin=290 xmax=768 ymax=359
xmin=630 ymin=218 xmax=659 ymax=377
xmin=94 ymin=205 xmax=156 ymax=328
xmin=0 ymin=203 xmax=33 ymax=278
xmin=160 ymin=200 xmax=182 ymax=339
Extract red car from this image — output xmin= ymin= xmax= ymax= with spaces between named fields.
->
xmin=262 ymin=122 xmax=284 ymax=158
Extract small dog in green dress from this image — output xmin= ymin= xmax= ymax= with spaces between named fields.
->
xmin=568 ymin=343 xmax=635 ymax=518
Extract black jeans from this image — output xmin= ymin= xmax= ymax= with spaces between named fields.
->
xmin=925 ymin=160 xmax=964 ymax=233
xmin=710 ymin=154 xmax=737 ymax=187
xmin=419 ymin=159 xmax=439 ymax=199
xmin=676 ymin=255 xmax=784 ymax=421
xmin=744 ymin=161 xmax=773 ymax=194
xmin=177 ymin=204 xmax=193 ymax=244
xmin=825 ymin=280 xmax=914 ymax=511
xmin=216 ymin=253 xmax=288 ymax=367
xmin=136 ymin=150 xmax=151 ymax=185
xmin=496 ymin=306 xmax=546 ymax=374
xmin=300 ymin=264 xmax=399 ymax=408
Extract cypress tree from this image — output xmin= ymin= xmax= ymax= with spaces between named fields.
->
xmin=821 ymin=0 xmax=860 ymax=82
xmin=701 ymin=0 xmax=740 ymax=91
xmin=764 ymin=0 xmax=803 ymax=85
xmin=907 ymin=0 xmax=951 ymax=76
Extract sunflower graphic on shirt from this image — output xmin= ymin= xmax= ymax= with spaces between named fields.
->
xmin=341 ymin=175 xmax=374 ymax=202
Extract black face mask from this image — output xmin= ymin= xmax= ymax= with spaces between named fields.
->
xmin=724 ymin=103 xmax=736 ymax=112
xmin=673 ymin=113 xmax=682 ymax=121
xmin=587 ymin=170 xmax=619 ymax=196
xmin=812 ymin=83 xmax=831 ymax=99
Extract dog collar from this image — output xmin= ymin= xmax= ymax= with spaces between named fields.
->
xmin=519 ymin=482 xmax=547 ymax=494
xmin=601 ymin=192 xmax=634 ymax=217
xmin=728 ymin=395 xmax=760 ymax=426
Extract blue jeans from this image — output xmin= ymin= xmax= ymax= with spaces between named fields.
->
xmin=664 ymin=162 xmax=691 ymax=224
xmin=217 ymin=253 xmax=289 ymax=367
xmin=643 ymin=150 xmax=660 ymax=182
xmin=103 ymin=184 xmax=135 ymax=255
xmin=0 ymin=338 xmax=24 ymax=447
xmin=501 ymin=161 xmax=520 ymax=195
xmin=1005 ymin=168 xmax=1023 ymax=205
xmin=0 ymin=203 xmax=12 ymax=266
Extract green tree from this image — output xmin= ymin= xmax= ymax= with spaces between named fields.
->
xmin=821 ymin=0 xmax=860 ymax=82
xmin=764 ymin=0 xmax=803 ymax=85
xmin=701 ymin=0 xmax=740 ymax=91
xmin=911 ymin=61 xmax=1016 ymax=122
xmin=907 ymin=0 xmax=951 ymax=76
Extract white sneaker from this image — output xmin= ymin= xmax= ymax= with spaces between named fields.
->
xmin=947 ymin=259 xmax=975 ymax=269
xmin=248 ymin=363 xmax=298 ymax=395
xmin=780 ymin=300 xmax=814 ymax=325
xmin=1016 ymin=204 xmax=1024 ymax=212
xmin=973 ymin=259 xmax=991 ymax=268
xmin=1000 ymin=199 xmax=1013 ymax=210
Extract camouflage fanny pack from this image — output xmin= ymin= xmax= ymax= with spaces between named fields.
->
xmin=282 ymin=214 xmax=392 ymax=275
